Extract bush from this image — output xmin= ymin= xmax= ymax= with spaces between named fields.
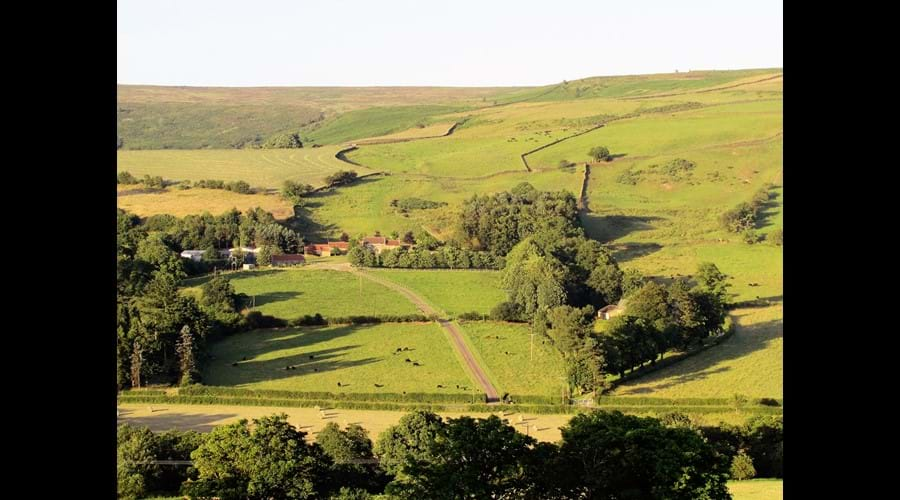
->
xmin=457 ymin=311 xmax=486 ymax=321
xmin=558 ymin=159 xmax=575 ymax=168
xmin=393 ymin=198 xmax=447 ymax=211
xmin=757 ymin=398 xmax=780 ymax=407
xmin=242 ymin=310 xmax=287 ymax=329
xmin=616 ymin=168 xmax=641 ymax=185
xmin=224 ymin=180 xmax=252 ymax=194
xmin=742 ymin=229 xmax=761 ymax=244
xmin=491 ymin=301 xmax=525 ymax=322
xmin=117 ymin=171 xmax=138 ymax=184
xmin=589 ymin=146 xmax=611 ymax=161
xmin=768 ymin=228 xmax=783 ymax=246
xmin=730 ymin=451 xmax=757 ymax=480
xmin=292 ymin=313 xmax=327 ymax=326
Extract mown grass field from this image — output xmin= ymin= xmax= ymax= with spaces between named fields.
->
xmin=182 ymin=269 xmax=419 ymax=319
xmin=204 ymin=323 xmax=472 ymax=394
xmin=116 ymin=185 xmax=295 ymax=219
xmin=116 ymin=145 xmax=378 ymax=189
xmin=462 ymin=321 xmax=567 ymax=399
xmin=614 ymin=305 xmax=783 ymax=399
xmin=728 ymin=479 xmax=783 ymax=500
xmin=368 ymin=269 xmax=506 ymax=315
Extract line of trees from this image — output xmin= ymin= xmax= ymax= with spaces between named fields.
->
xmin=117 ymin=171 xmax=166 ymax=189
xmin=348 ymin=244 xmax=504 ymax=270
xmin=120 ymin=409 xmax=776 ymax=499
xmin=191 ymin=179 xmax=254 ymax=194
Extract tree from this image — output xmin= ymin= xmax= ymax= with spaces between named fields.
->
xmin=626 ymin=281 xmax=671 ymax=332
xmin=325 ymin=170 xmax=359 ymax=188
xmin=176 ymin=325 xmax=199 ymax=385
xmin=317 ymin=422 xmax=385 ymax=493
xmin=257 ymin=245 xmax=275 ymax=266
xmin=558 ymin=411 xmax=731 ymax=499
xmin=589 ymin=146 xmax=611 ymax=162
xmin=730 ymin=451 xmax=756 ymax=480
xmin=282 ymin=180 xmax=315 ymax=204
xmin=374 ymin=410 xmax=445 ymax=477
xmin=695 ymin=262 xmax=731 ymax=303
xmin=340 ymin=232 xmax=350 ymax=242
xmin=263 ymin=132 xmax=303 ymax=149
xmin=387 ymin=415 xmax=536 ymax=499
xmin=117 ymin=424 xmax=161 ymax=500
xmin=187 ymin=414 xmax=330 ymax=499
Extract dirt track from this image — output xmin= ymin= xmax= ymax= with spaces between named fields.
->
xmin=352 ymin=269 xmax=501 ymax=403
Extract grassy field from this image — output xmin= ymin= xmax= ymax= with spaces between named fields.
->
xmin=368 ymin=269 xmax=506 ymax=315
xmin=302 ymin=165 xmax=587 ymax=239
xmin=118 ymin=84 xmax=525 ymax=149
xmin=614 ymin=304 xmax=783 ymax=399
xmin=728 ymin=479 xmax=783 ymax=500
xmin=302 ymin=106 xmax=463 ymax=145
xmin=461 ymin=321 xmax=567 ymax=399
xmin=116 ymin=145 xmax=378 ymax=189
xmin=123 ymin=69 xmax=783 ymax=411
xmin=204 ymin=322 xmax=473 ymax=394
xmin=182 ymin=268 xmax=420 ymax=319
xmin=116 ymin=185 xmax=295 ymax=219
xmin=354 ymin=121 xmax=457 ymax=144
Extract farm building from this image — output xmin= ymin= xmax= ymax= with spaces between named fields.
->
xmin=242 ymin=263 xmax=256 ymax=270
xmin=271 ymin=254 xmax=306 ymax=267
xmin=597 ymin=304 xmax=622 ymax=320
xmin=361 ymin=236 xmax=413 ymax=254
xmin=305 ymin=241 xmax=349 ymax=257
xmin=180 ymin=250 xmax=206 ymax=262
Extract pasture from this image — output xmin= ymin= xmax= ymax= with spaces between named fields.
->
xmin=728 ymin=479 xmax=783 ymax=500
xmin=461 ymin=321 xmax=568 ymax=399
xmin=116 ymin=185 xmax=295 ymax=219
xmin=367 ymin=269 xmax=506 ymax=316
xmin=354 ymin=121 xmax=457 ymax=144
xmin=182 ymin=268 xmax=420 ymax=319
xmin=614 ymin=304 xmax=783 ymax=399
xmin=204 ymin=322 xmax=473 ymax=394
xmin=116 ymin=145 xmax=378 ymax=189
xmin=302 ymin=164 xmax=586 ymax=239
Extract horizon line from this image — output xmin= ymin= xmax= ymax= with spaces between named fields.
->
xmin=116 ymin=66 xmax=783 ymax=90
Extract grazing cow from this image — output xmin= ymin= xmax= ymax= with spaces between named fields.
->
xmin=374 ymin=383 xmax=384 ymax=388
xmin=337 ymin=382 xmax=342 ymax=387
xmin=437 ymin=385 xmax=443 ymax=388
xmin=405 ymin=358 xmax=411 ymax=363
xmin=413 ymin=362 xmax=421 ymax=366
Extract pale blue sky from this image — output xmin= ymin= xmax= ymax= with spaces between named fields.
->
xmin=117 ymin=0 xmax=782 ymax=87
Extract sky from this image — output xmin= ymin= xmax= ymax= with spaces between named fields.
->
xmin=117 ymin=0 xmax=782 ymax=87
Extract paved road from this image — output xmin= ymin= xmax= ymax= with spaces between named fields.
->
xmin=351 ymin=269 xmax=501 ymax=403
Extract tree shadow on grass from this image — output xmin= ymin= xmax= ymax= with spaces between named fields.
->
xmin=207 ymin=325 xmax=383 ymax=386
xmin=616 ymin=317 xmax=783 ymax=395
xmin=581 ymin=214 xmax=663 ymax=243
xmin=254 ymin=291 xmax=302 ymax=308
xmin=118 ymin=412 xmax=238 ymax=433
xmin=609 ymin=242 xmax=663 ymax=263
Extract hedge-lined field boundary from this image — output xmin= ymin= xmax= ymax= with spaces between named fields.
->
xmin=119 ymin=387 xmax=783 ymax=417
